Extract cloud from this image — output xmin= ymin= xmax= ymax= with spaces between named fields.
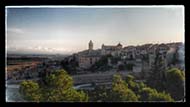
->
xmin=7 ymin=45 xmax=74 ymax=54
xmin=7 ymin=28 xmax=25 ymax=34
xmin=6 ymin=28 xmax=26 ymax=41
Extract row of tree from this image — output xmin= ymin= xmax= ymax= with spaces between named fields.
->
xmin=19 ymin=67 xmax=184 ymax=102
xmin=85 ymin=74 xmax=174 ymax=102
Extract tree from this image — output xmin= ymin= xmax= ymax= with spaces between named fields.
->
xmin=86 ymin=85 xmax=111 ymax=102
xmin=86 ymin=74 xmax=139 ymax=102
xmin=126 ymin=75 xmax=135 ymax=82
xmin=110 ymin=74 xmax=139 ymax=101
xmin=44 ymin=69 xmax=73 ymax=89
xmin=90 ymin=55 xmax=112 ymax=71
xmin=125 ymin=75 xmax=174 ymax=101
xmin=19 ymin=80 xmax=41 ymax=102
xmin=60 ymin=57 xmax=79 ymax=75
xmin=148 ymin=57 xmax=185 ymax=101
xmin=46 ymin=88 xmax=88 ymax=102
xmin=111 ymin=56 xmax=121 ymax=64
xmin=19 ymin=69 xmax=88 ymax=102
xmin=125 ymin=75 xmax=142 ymax=94
xmin=125 ymin=63 xmax=134 ymax=71
xmin=164 ymin=68 xmax=185 ymax=100
xmin=85 ymin=73 xmax=174 ymax=102
xmin=139 ymin=87 xmax=174 ymax=101
xmin=147 ymin=52 xmax=167 ymax=91
xmin=118 ymin=64 xmax=125 ymax=71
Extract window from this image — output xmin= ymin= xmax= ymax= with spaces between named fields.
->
xmin=90 ymin=58 xmax=92 ymax=64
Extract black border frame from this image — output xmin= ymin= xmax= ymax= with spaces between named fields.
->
xmin=1 ymin=0 xmax=189 ymax=106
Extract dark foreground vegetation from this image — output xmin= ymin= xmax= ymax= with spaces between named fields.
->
xmin=19 ymin=67 xmax=184 ymax=102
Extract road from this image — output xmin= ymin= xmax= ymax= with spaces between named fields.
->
xmin=72 ymin=71 xmax=135 ymax=84
xmin=6 ymin=71 xmax=132 ymax=84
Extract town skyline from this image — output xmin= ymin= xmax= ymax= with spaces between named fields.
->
xmin=6 ymin=6 xmax=184 ymax=54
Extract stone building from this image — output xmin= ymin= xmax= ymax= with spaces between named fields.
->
xmin=77 ymin=40 xmax=101 ymax=69
xmin=73 ymin=40 xmax=183 ymax=71
xmin=76 ymin=41 xmax=123 ymax=69
xmin=148 ymin=44 xmax=170 ymax=70
xmin=148 ymin=44 xmax=158 ymax=69
xmin=157 ymin=44 xmax=170 ymax=68
xmin=122 ymin=46 xmax=136 ymax=60
xmin=101 ymin=43 xmax=122 ymax=56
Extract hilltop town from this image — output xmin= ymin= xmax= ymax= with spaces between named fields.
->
xmin=6 ymin=40 xmax=184 ymax=82
xmin=62 ymin=40 xmax=184 ymax=75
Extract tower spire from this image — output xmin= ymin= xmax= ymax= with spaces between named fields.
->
xmin=89 ymin=40 xmax=93 ymax=50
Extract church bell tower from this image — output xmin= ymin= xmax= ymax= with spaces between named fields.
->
xmin=89 ymin=40 xmax=93 ymax=50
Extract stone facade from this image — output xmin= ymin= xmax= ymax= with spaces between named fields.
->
xmin=78 ymin=55 xmax=100 ymax=69
xmin=89 ymin=40 xmax=93 ymax=50
xmin=76 ymin=41 xmax=102 ymax=69
xmin=75 ymin=40 xmax=184 ymax=71
xmin=101 ymin=43 xmax=122 ymax=56
xmin=122 ymin=46 xmax=136 ymax=59
xmin=76 ymin=41 xmax=124 ymax=69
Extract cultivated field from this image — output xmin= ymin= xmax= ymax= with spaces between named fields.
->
xmin=6 ymin=60 xmax=42 ymax=72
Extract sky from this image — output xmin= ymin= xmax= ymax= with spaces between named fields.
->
xmin=6 ymin=6 xmax=184 ymax=54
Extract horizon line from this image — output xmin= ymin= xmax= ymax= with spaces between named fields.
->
xmin=6 ymin=41 xmax=184 ymax=55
